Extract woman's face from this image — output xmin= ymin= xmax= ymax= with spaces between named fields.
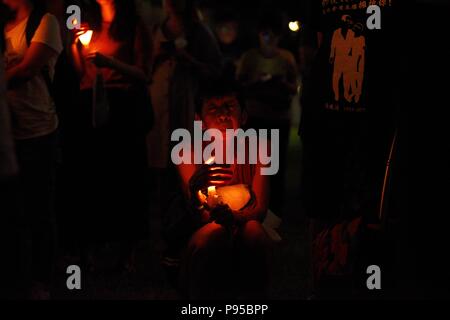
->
xmin=258 ymin=30 xmax=278 ymax=49
xmin=216 ymin=22 xmax=238 ymax=46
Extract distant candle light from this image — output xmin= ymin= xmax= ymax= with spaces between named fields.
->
xmin=289 ymin=21 xmax=301 ymax=32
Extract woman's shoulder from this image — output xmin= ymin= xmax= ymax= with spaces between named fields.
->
xmin=35 ymin=12 xmax=61 ymax=36
xmin=39 ymin=13 xmax=60 ymax=27
xmin=32 ymin=13 xmax=63 ymax=53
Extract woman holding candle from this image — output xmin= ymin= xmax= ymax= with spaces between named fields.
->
xmin=69 ymin=0 xmax=153 ymax=272
xmin=169 ymin=78 xmax=271 ymax=299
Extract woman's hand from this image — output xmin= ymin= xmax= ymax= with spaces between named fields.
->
xmin=86 ymin=52 xmax=114 ymax=69
xmin=188 ymin=164 xmax=233 ymax=206
xmin=72 ymin=23 xmax=90 ymax=45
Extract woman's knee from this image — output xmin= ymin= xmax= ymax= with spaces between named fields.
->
xmin=240 ymin=220 xmax=270 ymax=250
xmin=187 ymin=222 xmax=230 ymax=253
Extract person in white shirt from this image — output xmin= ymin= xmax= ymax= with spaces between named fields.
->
xmin=2 ymin=0 xmax=62 ymax=299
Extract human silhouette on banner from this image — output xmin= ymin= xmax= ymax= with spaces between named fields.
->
xmin=330 ymin=15 xmax=366 ymax=105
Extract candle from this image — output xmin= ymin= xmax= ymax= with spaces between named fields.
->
xmin=207 ymin=186 xmax=221 ymax=208
xmin=207 ymin=186 xmax=217 ymax=196
xmin=79 ymin=30 xmax=93 ymax=46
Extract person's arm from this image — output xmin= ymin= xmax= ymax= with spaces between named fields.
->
xmin=178 ymin=162 xmax=233 ymax=202
xmin=177 ymin=158 xmax=233 ymax=222
xmin=87 ymin=21 xmax=152 ymax=83
xmin=282 ymin=79 xmax=298 ymax=95
xmin=70 ymin=37 xmax=85 ymax=77
xmin=87 ymin=52 xmax=148 ymax=83
xmin=0 ymin=55 xmax=18 ymax=179
xmin=7 ymin=13 xmax=63 ymax=87
xmin=281 ymin=51 xmax=299 ymax=95
xmin=236 ymin=51 xmax=254 ymax=86
xmin=6 ymin=42 xmax=58 ymax=88
xmin=233 ymin=162 xmax=270 ymax=223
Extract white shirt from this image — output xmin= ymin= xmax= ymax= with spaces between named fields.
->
xmin=4 ymin=13 xmax=63 ymax=140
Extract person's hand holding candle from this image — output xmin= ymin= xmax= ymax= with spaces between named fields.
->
xmin=78 ymin=30 xmax=93 ymax=47
xmin=71 ymin=25 xmax=113 ymax=69
xmin=86 ymin=52 xmax=115 ymax=69
xmin=73 ymin=23 xmax=91 ymax=45
xmin=188 ymin=163 xmax=233 ymax=209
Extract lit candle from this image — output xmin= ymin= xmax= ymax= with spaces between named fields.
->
xmin=79 ymin=30 xmax=93 ymax=47
xmin=207 ymin=186 xmax=216 ymax=195
xmin=207 ymin=186 xmax=220 ymax=208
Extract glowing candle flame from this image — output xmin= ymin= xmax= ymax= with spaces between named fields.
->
xmin=79 ymin=30 xmax=93 ymax=46
xmin=207 ymin=186 xmax=216 ymax=196
xmin=289 ymin=21 xmax=301 ymax=32
xmin=205 ymin=156 xmax=215 ymax=165
xmin=206 ymin=186 xmax=220 ymax=208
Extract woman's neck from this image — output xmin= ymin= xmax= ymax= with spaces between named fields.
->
xmin=100 ymin=3 xmax=115 ymax=23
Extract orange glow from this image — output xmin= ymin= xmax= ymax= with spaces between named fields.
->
xmin=207 ymin=186 xmax=220 ymax=208
xmin=72 ymin=18 xmax=78 ymax=26
xmin=216 ymin=184 xmax=251 ymax=211
xmin=197 ymin=190 xmax=207 ymax=204
xmin=79 ymin=30 xmax=93 ymax=46
xmin=199 ymin=184 xmax=251 ymax=211
xmin=207 ymin=186 xmax=217 ymax=195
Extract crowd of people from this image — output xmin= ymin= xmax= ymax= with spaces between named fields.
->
xmin=1 ymin=0 xmax=403 ymax=300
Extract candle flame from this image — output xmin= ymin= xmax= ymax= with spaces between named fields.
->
xmin=79 ymin=30 xmax=93 ymax=46
xmin=205 ymin=156 xmax=215 ymax=165
xmin=207 ymin=186 xmax=216 ymax=195
xmin=289 ymin=21 xmax=301 ymax=32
